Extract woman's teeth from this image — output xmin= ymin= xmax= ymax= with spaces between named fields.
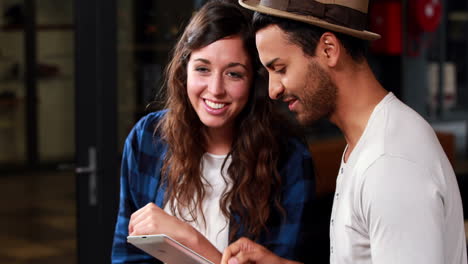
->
xmin=205 ymin=100 xmax=226 ymax=109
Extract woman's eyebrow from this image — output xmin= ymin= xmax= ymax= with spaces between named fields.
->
xmin=193 ymin=58 xmax=211 ymax=64
xmin=227 ymin=62 xmax=248 ymax=70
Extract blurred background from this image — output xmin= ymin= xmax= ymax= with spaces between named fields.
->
xmin=0 ymin=0 xmax=466 ymax=263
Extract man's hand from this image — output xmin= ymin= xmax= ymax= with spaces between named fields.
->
xmin=221 ymin=237 xmax=302 ymax=264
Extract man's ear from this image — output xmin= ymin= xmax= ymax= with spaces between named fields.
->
xmin=318 ymin=33 xmax=340 ymax=67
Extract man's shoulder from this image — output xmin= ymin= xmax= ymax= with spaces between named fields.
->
xmin=364 ymin=96 xmax=442 ymax=166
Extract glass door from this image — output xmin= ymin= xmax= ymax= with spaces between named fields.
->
xmin=0 ymin=0 xmax=27 ymax=165
xmin=75 ymin=0 xmax=118 ymax=263
xmin=0 ymin=1 xmax=77 ymax=264
xmin=74 ymin=1 xmax=209 ymax=263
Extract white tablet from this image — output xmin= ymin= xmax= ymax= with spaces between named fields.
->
xmin=127 ymin=234 xmax=214 ymax=264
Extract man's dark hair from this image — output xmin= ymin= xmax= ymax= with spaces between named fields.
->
xmin=252 ymin=12 xmax=368 ymax=62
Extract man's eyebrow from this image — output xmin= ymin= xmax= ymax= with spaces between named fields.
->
xmin=265 ymin=58 xmax=279 ymax=69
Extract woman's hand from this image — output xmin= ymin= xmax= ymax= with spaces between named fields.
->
xmin=221 ymin=237 xmax=302 ymax=264
xmin=128 ymin=202 xmax=193 ymax=244
xmin=128 ymin=202 xmax=222 ymax=263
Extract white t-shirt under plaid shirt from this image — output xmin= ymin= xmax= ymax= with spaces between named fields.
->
xmin=164 ymin=152 xmax=231 ymax=252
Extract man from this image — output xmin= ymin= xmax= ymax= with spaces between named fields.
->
xmin=221 ymin=0 xmax=467 ymax=263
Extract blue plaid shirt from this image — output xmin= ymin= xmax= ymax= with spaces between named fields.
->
xmin=111 ymin=111 xmax=317 ymax=263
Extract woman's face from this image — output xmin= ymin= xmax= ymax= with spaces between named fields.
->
xmin=187 ymin=35 xmax=252 ymax=132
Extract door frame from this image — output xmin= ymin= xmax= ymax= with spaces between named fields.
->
xmin=74 ymin=0 xmax=119 ymax=263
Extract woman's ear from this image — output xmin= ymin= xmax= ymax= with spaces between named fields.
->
xmin=318 ymin=33 xmax=340 ymax=67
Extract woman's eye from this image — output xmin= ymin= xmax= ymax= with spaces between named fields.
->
xmin=227 ymin=71 xmax=244 ymax=79
xmin=195 ymin=67 xmax=209 ymax=73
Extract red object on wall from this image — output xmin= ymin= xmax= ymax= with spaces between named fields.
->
xmin=369 ymin=1 xmax=402 ymax=55
xmin=409 ymin=0 xmax=442 ymax=33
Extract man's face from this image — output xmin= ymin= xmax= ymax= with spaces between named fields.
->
xmin=255 ymin=25 xmax=337 ymax=125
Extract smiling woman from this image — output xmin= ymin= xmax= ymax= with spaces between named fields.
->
xmin=187 ymin=35 xmax=251 ymax=148
xmin=111 ymin=1 xmax=317 ymax=264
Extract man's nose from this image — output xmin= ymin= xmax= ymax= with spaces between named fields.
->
xmin=268 ymin=75 xmax=284 ymax=100
xmin=207 ymin=73 xmax=226 ymax=96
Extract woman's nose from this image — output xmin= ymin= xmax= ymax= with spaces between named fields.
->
xmin=207 ymin=73 xmax=226 ymax=96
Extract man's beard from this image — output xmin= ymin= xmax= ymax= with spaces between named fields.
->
xmin=295 ymin=61 xmax=337 ymax=125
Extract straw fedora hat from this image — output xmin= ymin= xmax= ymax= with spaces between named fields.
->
xmin=239 ymin=0 xmax=381 ymax=40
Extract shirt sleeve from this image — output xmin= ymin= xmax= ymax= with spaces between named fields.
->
xmin=361 ymin=155 xmax=445 ymax=264
xmin=111 ymin=123 xmax=162 ymax=264
xmin=260 ymin=139 xmax=318 ymax=263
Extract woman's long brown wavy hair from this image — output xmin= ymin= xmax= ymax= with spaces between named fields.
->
xmin=157 ymin=0 xmax=292 ymax=241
